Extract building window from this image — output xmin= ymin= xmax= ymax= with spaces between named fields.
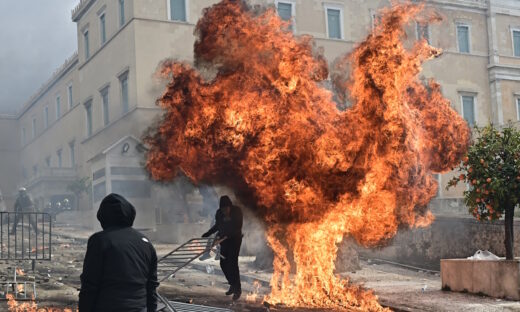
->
xmin=57 ymin=149 xmax=63 ymax=168
xmin=68 ymin=84 xmax=73 ymax=108
xmin=69 ymin=141 xmax=75 ymax=167
xmin=45 ymin=156 xmax=51 ymax=167
xmin=169 ymin=0 xmax=187 ymax=22
xmin=100 ymin=13 xmax=107 ymax=45
xmin=513 ymin=30 xmax=520 ymax=57
xmin=84 ymin=29 xmax=90 ymax=59
xmin=456 ymin=24 xmax=470 ymax=53
xmin=461 ymin=95 xmax=476 ymax=127
xmin=516 ymin=98 xmax=520 ymax=121
xmin=325 ymin=6 xmax=343 ymax=39
xmin=120 ymin=73 xmax=129 ymax=113
xmin=56 ymin=96 xmax=61 ymax=119
xmin=22 ymin=128 xmax=26 ymax=145
xmin=416 ymin=22 xmax=430 ymax=44
xmin=44 ymin=106 xmax=49 ymax=129
xmin=101 ymin=87 xmax=110 ymax=126
xmin=85 ymin=101 xmax=93 ymax=137
xmin=276 ymin=1 xmax=294 ymax=30
xmin=32 ymin=118 xmax=36 ymax=139
xmin=119 ymin=0 xmax=125 ymax=27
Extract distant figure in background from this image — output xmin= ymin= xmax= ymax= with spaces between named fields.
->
xmin=202 ymin=195 xmax=243 ymax=300
xmin=10 ymin=187 xmax=38 ymax=234
xmin=79 ymin=193 xmax=159 ymax=312
xmin=0 ymin=190 xmax=6 ymax=212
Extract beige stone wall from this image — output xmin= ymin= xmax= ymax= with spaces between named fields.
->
xmin=495 ymin=13 xmax=520 ymax=66
xmin=498 ymin=80 xmax=520 ymax=122
xmin=18 ymin=61 xmax=79 ymax=180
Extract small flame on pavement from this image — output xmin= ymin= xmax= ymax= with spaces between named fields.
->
xmin=246 ymin=280 xmax=262 ymax=302
xmin=6 ymin=294 xmax=77 ymax=312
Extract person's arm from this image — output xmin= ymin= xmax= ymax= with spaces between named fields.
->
xmin=79 ymin=234 xmax=104 ymax=312
xmin=202 ymin=210 xmax=221 ymax=237
xmin=202 ymin=223 xmax=218 ymax=237
xmin=147 ymin=245 xmax=160 ymax=312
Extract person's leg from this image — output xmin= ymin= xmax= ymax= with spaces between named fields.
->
xmin=230 ymin=237 xmax=242 ymax=298
xmin=219 ymin=241 xmax=233 ymax=291
xmin=10 ymin=213 xmax=20 ymax=234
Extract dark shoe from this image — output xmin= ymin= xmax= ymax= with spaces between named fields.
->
xmin=225 ymin=286 xmax=234 ymax=296
xmin=232 ymin=289 xmax=241 ymax=301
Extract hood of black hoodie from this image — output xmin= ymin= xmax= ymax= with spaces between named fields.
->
xmin=97 ymin=193 xmax=136 ymax=230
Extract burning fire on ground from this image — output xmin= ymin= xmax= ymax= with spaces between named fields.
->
xmin=145 ymin=0 xmax=470 ymax=310
xmin=6 ymin=294 xmax=76 ymax=312
xmin=246 ymin=280 xmax=262 ymax=303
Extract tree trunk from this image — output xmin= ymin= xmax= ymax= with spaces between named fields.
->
xmin=505 ymin=203 xmax=515 ymax=260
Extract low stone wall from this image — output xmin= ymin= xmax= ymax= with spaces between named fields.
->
xmin=358 ymin=216 xmax=520 ymax=270
xmin=441 ymin=259 xmax=520 ymax=300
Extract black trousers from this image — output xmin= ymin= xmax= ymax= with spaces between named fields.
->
xmin=220 ymin=236 xmax=242 ymax=291
xmin=11 ymin=213 xmax=38 ymax=233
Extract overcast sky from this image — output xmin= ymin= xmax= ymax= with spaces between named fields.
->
xmin=0 ymin=0 xmax=78 ymax=114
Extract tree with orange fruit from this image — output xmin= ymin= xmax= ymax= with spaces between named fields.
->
xmin=448 ymin=124 xmax=520 ymax=260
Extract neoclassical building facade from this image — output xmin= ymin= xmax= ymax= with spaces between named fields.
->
xmin=0 ymin=0 xmax=520 ymax=229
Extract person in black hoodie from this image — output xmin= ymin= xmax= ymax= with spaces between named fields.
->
xmin=79 ymin=193 xmax=159 ymax=312
xmin=202 ymin=195 xmax=243 ymax=300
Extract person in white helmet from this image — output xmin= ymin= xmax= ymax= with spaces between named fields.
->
xmin=10 ymin=187 xmax=38 ymax=234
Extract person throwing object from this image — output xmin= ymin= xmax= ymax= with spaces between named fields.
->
xmin=202 ymin=195 xmax=243 ymax=300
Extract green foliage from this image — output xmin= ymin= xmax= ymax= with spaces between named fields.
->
xmin=447 ymin=124 xmax=520 ymax=221
xmin=67 ymin=177 xmax=92 ymax=199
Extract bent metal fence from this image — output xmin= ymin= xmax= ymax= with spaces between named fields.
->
xmin=0 ymin=212 xmax=52 ymax=261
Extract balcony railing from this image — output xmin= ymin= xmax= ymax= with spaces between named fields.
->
xmin=71 ymin=0 xmax=95 ymax=21
xmin=25 ymin=167 xmax=77 ymax=187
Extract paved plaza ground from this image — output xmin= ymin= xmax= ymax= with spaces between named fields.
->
xmin=1 ymin=222 xmax=520 ymax=311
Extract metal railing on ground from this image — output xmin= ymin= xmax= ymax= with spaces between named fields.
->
xmin=0 ymin=212 xmax=52 ymax=261
xmin=0 ymin=212 xmax=52 ymax=301
xmin=157 ymin=237 xmax=232 ymax=312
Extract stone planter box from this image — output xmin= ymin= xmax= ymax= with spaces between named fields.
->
xmin=441 ymin=259 xmax=520 ymax=300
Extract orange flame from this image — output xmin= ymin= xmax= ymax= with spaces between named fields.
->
xmin=16 ymin=284 xmax=24 ymax=293
xmin=245 ymin=280 xmax=262 ymax=302
xmin=6 ymin=294 xmax=76 ymax=312
xmin=145 ymin=1 xmax=469 ymax=310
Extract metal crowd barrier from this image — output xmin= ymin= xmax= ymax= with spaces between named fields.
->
xmin=157 ymin=237 xmax=232 ymax=312
xmin=0 ymin=212 xmax=52 ymax=261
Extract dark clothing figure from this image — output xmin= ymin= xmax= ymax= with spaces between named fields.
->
xmin=10 ymin=190 xmax=37 ymax=234
xmin=202 ymin=195 xmax=243 ymax=299
xmin=220 ymin=235 xmax=242 ymax=293
xmin=79 ymin=194 xmax=159 ymax=312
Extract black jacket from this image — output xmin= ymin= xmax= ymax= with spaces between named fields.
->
xmin=14 ymin=193 xmax=34 ymax=212
xmin=206 ymin=205 xmax=243 ymax=239
xmin=79 ymin=194 xmax=159 ymax=312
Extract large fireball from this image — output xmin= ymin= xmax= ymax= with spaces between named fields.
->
xmin=145 ymin=1 xmax=470 ymax=310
